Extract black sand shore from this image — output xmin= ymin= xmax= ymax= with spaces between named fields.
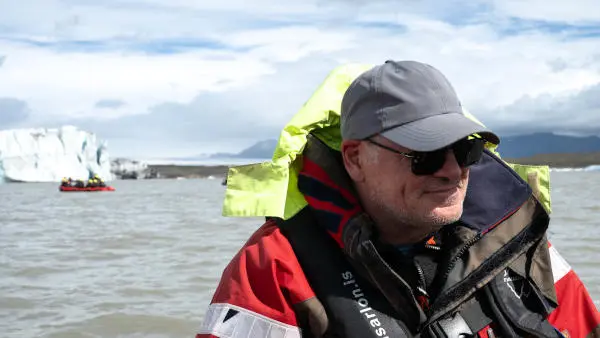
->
xmin=148 ymin=164 xmax=230 ymax=179
xmin=503 ymin=152 xmax=600 ymax=168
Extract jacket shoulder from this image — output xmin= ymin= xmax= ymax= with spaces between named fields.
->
xmin=197 ymin=220 xmax=315 ymax=337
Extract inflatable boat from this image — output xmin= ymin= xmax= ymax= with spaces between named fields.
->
xmin=59 ymin=185 xmax=115 ymax=192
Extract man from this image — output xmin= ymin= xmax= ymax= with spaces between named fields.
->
xmin=93 ymin=174 xmax=106 ymax=187
xmin=197 ymin=61 xmax=600 ymax=337
xmin=73 ymin=178 xmax=85 ymax=188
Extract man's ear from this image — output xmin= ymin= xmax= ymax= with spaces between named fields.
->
xmin=341 ymin=139 xmax=365 ymax=182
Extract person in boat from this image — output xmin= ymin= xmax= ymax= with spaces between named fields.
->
xmin=197 ymin=61 xmax=600 ymax=338
xmin=60 ymin=177 xmax=71 ymax=187
xmin=85 ymin=174 xmax=105 ymax=188
xmin=73 ymin=179 xmax=85 ymax=188
xmin=93 ymin=174 xmax=106 ymax=187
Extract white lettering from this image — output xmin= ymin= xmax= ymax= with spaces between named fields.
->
xmin=353 ymin=289 xmax=365 ymax=299
xmin=375 ymin=327 xmax=388 ymax=336
xmin=341 ymin=271 xmax=390 ymax=338
xmin=359 ymin=307 xmax=373 ymax=313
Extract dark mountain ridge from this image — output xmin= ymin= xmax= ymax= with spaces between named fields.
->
xmin=209 ymin=132 xmax=600 ymax=160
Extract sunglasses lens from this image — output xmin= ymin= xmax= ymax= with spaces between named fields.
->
xmin=453 ymin=138 xmax=485 ymax=166
xmin=411 ymin=138 xmax=485 ymax=175
xmin=411 ymin=149 xmax=446 ymax=175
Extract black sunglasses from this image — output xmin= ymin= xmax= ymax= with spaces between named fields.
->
xmin=366 ymin=137 xmax=486 ymax=176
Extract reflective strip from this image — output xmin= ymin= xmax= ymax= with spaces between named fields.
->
xmin=198 ymin=303 xmax=301 ymax=338
xmin=549 ymin=245 xmax=571 ymax=283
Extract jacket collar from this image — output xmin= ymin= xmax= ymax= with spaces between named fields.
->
xmin=298 ymin=134 xmax=552 ymax=322
xmin=298 ymin=134 xmax=542 ymax=247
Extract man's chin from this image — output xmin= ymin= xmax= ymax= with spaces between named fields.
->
xmin=427 ymin=205 xmax=463 ymax=225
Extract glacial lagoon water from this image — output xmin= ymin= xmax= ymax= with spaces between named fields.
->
xmin=1 ymin=171 xmax=599 ymax=337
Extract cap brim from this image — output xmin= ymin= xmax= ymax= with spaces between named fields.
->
xmin=380 ymin=113 xmax=500 ymax=152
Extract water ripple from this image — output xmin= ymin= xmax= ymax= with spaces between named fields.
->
xmin=1 ymin=173 xmax=598 ymax=337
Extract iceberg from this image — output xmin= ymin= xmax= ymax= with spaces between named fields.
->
xmin=584 ymin=165 xmax=600 ymax=172
xmin=0 ymin=126 xmax=112 ymax=183
xmin=111 ymin=158 xmax=158 ymax=179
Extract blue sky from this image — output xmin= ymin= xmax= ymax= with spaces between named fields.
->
xmin=0 ymin=0 xmax=599 ymax=159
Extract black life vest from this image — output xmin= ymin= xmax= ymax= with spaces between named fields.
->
xmin=274 ymin=135 xmax=562 ymax=338
xmin=277 ymin=207 xmax=562 ymax=338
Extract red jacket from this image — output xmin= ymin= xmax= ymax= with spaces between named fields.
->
xmin=196 ymin=221 xmax=600 ymax=338
xmin=198 ymin=139 xmax=600 ymax=337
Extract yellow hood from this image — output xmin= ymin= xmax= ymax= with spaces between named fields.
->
xmin=222 ymin=64 xmax=551 ymax=220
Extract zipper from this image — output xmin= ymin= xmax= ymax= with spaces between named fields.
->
xmin=424 ymin=244 xmax=441 ymax=251
xmin=421 ymin=201 xmax=528 ymax=329
xmin=362 ymin=240 xmax=427 ymax=323
xmin=414 ymin=260 xmax=430 ymax=312
xmin=414 ymin=260 xmax=427 ymax=294
xmin=439 ymin=232 xmax=482 ymax=287
xmin=418 ymin=233 xmax=482 ymax=330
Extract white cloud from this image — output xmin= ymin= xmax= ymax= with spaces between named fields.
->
xmin=0 ymin=98 xmax=30 ymax=127
xmin=224 ymin=26 xmax=355 ymax=62
xmin=95 ymin=99 xmax=126 ymax=109
xmin=0 ymin=42 xmax=273 ymax=119
xmin=492 ymin=0 xmax=600 ymax=23
xmin=489 ymin=82 xmax=600 ymax=135
xmin=0 ymin=0 xmax=599 ymax=157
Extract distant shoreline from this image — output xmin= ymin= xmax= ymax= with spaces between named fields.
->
xmin=503 ymin=151 xmax=600 ymax=168
xmin=148 ymin=164 xmax=230 ymax=179
xmin=148 ymin=152 xmax=600 ymax=178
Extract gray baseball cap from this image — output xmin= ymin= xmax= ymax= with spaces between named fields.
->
xmin=340 ymin=60 xmax=499 ymax=151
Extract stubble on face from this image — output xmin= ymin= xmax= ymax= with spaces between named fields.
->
xmin=360 ymin=145 xmax=469 ymax=244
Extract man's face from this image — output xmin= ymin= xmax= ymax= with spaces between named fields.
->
xmin=352 ymin=136 xmax=470 ymax=234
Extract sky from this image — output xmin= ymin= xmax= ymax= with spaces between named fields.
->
xmin=0 ymin=0 xmax=599 ymax=159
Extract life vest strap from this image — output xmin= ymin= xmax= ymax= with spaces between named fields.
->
xmin=458 ymin=295 xmax=494 ymax=333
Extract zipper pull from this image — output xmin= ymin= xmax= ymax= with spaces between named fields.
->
xmin=416 ymin=292 xmax=430 ymax=312
xmin=414 ymin=260 xmax=430 ymax=312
